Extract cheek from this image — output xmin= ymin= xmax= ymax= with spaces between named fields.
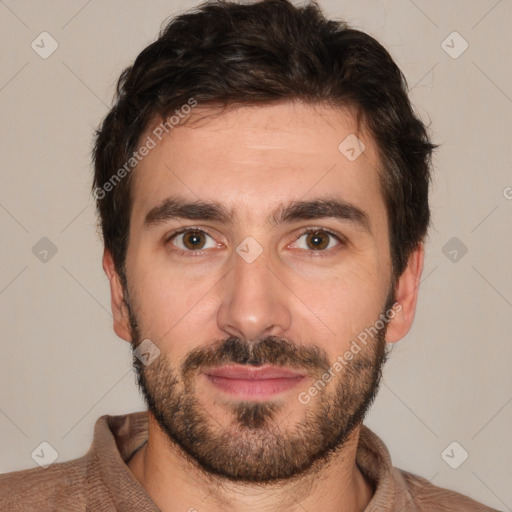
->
xmin=129 ymin=254 xmax=216 ymax=350
xmin=294 ymin=260 xmax=386 ymax=353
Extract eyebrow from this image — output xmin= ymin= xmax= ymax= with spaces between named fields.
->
xmin=143 ymin=195 xmax=371 ymax=234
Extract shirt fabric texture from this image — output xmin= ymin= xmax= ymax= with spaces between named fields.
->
xmin=0 ymin=411 xmax=499 ymax=511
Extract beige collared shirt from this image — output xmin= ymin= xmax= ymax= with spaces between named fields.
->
xmin=0 ymin=411 xmax=499 ymax=511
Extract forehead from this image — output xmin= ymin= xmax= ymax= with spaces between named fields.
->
xmin=130 ymin=101 xmax=385 ymax=232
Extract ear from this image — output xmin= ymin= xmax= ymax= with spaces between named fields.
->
xmin=102 ymin=248 xmax=132 ymax=343
xmin=385 ymin=242 xmax=425 ymax=344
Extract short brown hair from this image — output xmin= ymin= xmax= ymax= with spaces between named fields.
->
xmin=92 ymin=0 xmax=436 ymax=287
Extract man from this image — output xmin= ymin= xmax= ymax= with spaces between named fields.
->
xmin=0 ymin=0 xmax=499 ymax=510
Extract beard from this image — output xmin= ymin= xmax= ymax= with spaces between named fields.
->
xmin=125 ymin=287 xmax=393 ymax=484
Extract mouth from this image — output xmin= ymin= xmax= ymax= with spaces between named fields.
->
xmin=202 ymin=365 xmax=307 ymax=399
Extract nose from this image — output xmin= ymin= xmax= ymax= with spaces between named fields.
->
xmin=216 ymin=244 xmax=292 ymax=342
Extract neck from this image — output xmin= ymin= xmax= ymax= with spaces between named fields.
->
xmin=127 ymin=413 xmax=374 ymax=512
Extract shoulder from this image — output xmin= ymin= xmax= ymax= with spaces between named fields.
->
xmin=357 ymin=425 xmax=499 ymax=511
xmin=0 ymin=456 xmax=87 ymax=511
xmin=397 ymin=468 xmax=501 ymax=511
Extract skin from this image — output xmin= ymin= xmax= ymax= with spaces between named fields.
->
xmin=103 ymin=101 xmax=424 ymax=512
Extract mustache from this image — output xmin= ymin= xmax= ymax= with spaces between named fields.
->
xmin=180 ymin=335 xmax=331 ymax=381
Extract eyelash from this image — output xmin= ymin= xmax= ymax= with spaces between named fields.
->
xmin=165 ymin=227 xmax=345 ymax=258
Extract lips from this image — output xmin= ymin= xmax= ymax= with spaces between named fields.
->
xmin=203 ymin=365 xmax=307 ymax=380
xmin=202 ymin=365 xmax=307 ymax=398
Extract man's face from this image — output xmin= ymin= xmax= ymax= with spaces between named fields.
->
xmin=120 ymin=102 xmax=397 ymax=482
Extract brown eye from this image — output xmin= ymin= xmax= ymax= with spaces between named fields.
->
xmin=182 ymin=230 xmax=206 ymax=250
xmin=292 ymin=228 xmax=343 ymax=254
xmin=169 ymin=229 xmax=217 ymax=253
xmin=305 ymin=230 xmax=330 ymax=250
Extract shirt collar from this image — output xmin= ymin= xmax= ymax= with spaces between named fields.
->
xmin=90 ymin=411 xmax=412 ymax=511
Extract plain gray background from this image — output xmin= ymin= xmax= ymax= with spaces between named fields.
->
xmin=0 ymin=0 xmax=511 ymax=509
